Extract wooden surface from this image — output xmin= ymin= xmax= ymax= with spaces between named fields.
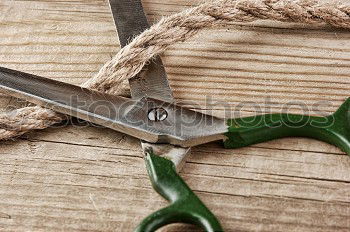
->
xmin=0 ymin=0 xmax=350 ymax=231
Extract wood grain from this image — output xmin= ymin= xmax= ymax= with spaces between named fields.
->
xmin=0 ymin=0 xmax=349 ymax=231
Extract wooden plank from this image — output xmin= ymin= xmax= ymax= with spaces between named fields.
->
xmin=0 ymin=0 xmax=349 ymax=231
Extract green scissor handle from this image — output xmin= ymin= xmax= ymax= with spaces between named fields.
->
xmin=135 ymin=150 xmax=223 ymax=232
xmin=224 ymin=98 xmax=350 ymax=155
xmin=136 ymin=98 xmax=350 ymax=232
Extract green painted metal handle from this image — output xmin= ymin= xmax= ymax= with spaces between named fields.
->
xmin=135 ymin=150 xmax=223 ymax=232
xmin=136 ymin=98 xmax=350 ymax=231
xmin=224 ymin=98 xmax=350 ymax=154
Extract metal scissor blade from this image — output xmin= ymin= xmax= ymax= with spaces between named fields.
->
xmin=0 ymin=67 xmax=227 ymax=146
xmin=109 ymin=0 xmax=149 ymax=47
xmin=108 ymin=0 xmax=189 ymax=170
xmin=141 ymin=142 xmax=190 ymax=172
xmin=0 ymin=66 xmax=153 ymax=142
xmin=108 ymin=0 xmax=173 ymax=102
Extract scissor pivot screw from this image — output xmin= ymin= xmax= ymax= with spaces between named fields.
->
xmin=148 ymin=108 xmax=168 ymax=121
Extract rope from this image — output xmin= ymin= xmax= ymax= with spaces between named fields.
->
xmin=0 ymin=0 xmax=349 ymax=140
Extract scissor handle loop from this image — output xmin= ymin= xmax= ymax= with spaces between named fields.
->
xmin=224 ymin=97 xmax=350 ymax=155
xmin=135 ymin=152 xmax=223 ymax=232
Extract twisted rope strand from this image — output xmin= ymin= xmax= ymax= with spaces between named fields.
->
xmin=0 ymin=0 xmax=349 ymax=140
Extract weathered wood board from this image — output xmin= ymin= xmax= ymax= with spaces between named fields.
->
xmin=0 ymin=0 xmax=349 ymax=231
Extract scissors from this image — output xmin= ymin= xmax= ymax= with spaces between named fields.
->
xmin=0 ymin=0 xmax=350 ymax=231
